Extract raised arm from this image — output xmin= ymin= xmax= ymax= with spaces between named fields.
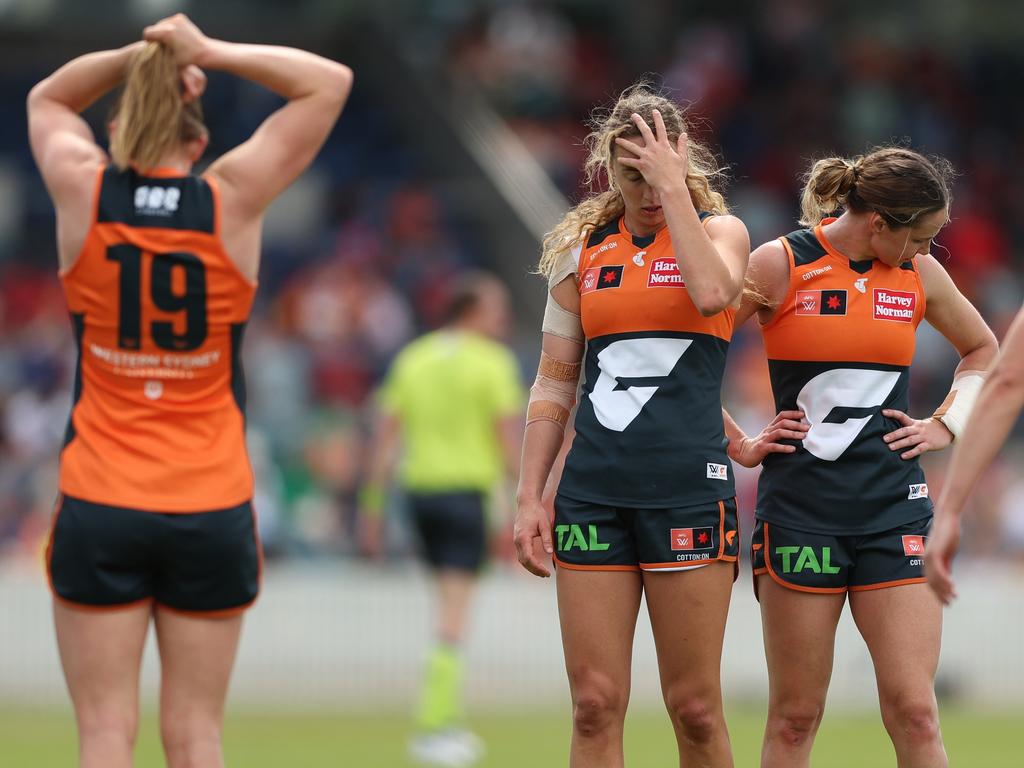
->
xmin=926 ymin=305 xmax=1024 ymax=604
xmin=27 ymin=43 xmax=141 ymax=265
xmin=143 ymin=14 xmax=353 ymax=220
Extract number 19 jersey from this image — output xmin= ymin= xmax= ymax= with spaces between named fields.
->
xmin=757 ymin=221 xmax=931 ymax=535
xmin=59 ymin=166 xmax=256 ymax=512
xmin=558 ymin=215 xmax=736 ymax=508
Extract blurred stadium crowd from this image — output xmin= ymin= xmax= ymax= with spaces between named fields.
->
xmin=2 ymin=0 xmax=1022 ymax=566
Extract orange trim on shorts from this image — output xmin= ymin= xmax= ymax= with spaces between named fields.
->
xmin=154 ymin=600 xmax=255 ymax=619
xmin=553 ymin=556 xmax=640 ymax=572
xmin=762 ymin=523 xmax=847 ymax=595
xmin=849 ymin=576 xmax=927 ymax=592
xmin=52 ymin=593 xmax=154 ymax=613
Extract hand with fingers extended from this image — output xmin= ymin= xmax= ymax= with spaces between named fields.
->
xmin=924 ymin=509 xmax=960 ymax=605
xmin=513 ymin=499 xmax=553 ymax=578
xmin=882 ymin=409 xmax=953 ymax=460
xmin=727 ymin=410 xmax=809 ymax=468
xmin=143 ymin=13 xmax=211 ymax=67
xmin=614 ymin=109 xmax=690 ymax=195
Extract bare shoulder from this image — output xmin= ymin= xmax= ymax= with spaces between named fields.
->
xmin=704 ymin=213 xmax=749 ymax=239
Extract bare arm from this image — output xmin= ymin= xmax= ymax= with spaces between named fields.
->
xmin=143 ymin=14 xmax=353 ymax=219
xmin=735 ymin=238 xmax=791 ymax=328
xmin=27 ymin=43 xmax=141 ymax=266
xmin=926 ymin=304 xmax=1024 ymax=604
xmin=514 ymin=277 xmax=583 ymax=577
xmin=882 ymin=254 xmax=999 ymax=459
xmin=616 ymin=110 xmax=749 ymax=315
xmin=357 ymin=410 xmax=401 ymax=557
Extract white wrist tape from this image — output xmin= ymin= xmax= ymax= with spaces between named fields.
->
xmin=933 ymin=372 xmax=985 ymax=441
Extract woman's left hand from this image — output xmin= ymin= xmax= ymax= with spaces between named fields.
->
xmin=882 ymin=409 xmax=953 ymax=459
xmin=614 ymin=109 xmax=689 ymax=194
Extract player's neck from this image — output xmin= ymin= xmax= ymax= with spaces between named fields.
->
xmin=820 ymin=214 xmax=874 ymax=263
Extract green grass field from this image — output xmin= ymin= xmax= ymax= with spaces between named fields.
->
xmin=1 ymin=705 xmax=1019 ymax=767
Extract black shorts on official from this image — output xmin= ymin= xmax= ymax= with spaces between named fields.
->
xmin=47 ymin=494 xmax=261 ymax=614
xmin=408 ymin=491 xmax=487 ymax=573
xmin=552 ymin=494 xmax=739 ymax=573
xmin=751 ymin=516 xmax=931 ymax=597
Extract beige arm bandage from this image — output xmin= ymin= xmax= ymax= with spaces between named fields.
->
xmin=932 ymin=372 xmax=985 ymax=441
xmin=542 ymin=243 xmax=584 ymax=343
xmin=527 ymin=351 xmax=581 ymax=430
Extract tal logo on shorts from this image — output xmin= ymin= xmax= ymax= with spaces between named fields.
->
xmin=555 ymin=524 xmax=611 ymax=552
xmin=775 ymin=546 xmax=841 ymax=574
xmin=902 ymin=535 xmax=925 ymax=556
xmin=671 ymin=527 xmax=714 ymax=551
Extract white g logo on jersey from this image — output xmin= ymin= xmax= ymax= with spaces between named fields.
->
xmin=796 ymin=368 xmax=901 ymax=461
xmin=590 ymin=338 xmax=692 ymax=432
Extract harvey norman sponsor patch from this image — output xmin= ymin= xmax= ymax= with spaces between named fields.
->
xmin=647 ymin=257 xmax=686 ymax=287
xmin=873 ymin=289 xmax=917 ymax=322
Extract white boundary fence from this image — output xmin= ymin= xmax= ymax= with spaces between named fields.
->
xmin=2 ymin=561 xmax=1022 ymax=711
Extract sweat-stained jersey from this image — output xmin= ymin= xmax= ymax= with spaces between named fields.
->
xmin=756 ymin=220 xmax=931 ymax=535
xmin=59 ymin=166 xmax=257 ymax=512
xmin=557 ymin=214 xmax=736 ymax=508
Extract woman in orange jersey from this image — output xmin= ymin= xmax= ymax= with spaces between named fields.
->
xmin=727 ymin=147 xmax=998 ymax=768
xmin=27 ymin=14 xmax=351 ymax=768
xmin=513 ymin=83 xmax=792 ymax=767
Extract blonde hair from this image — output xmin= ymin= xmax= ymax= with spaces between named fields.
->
xmin=109 ymin=43 xmax=207 ymax=172
xmin=799 ymin=146 xmax=953 ymax=228
xmin=538 ymin=83 xmax=729 ymax=277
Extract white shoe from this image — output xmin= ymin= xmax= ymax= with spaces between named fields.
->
xmin=408 ymin=729 xmax=485 ymax=767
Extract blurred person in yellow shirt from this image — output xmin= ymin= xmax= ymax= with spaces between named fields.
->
xmin=358 ymin=272 xmax=523 ymax=767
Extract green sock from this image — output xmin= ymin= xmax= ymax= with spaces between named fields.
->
xmin=415 ymin=644 xmax=464 ymax=732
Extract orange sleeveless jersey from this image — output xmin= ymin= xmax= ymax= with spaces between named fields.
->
xmin=756 ymin=220 xmax=931 ymax=534
xmin=59 ymin=166 xmax=257 ymax=512
xmin=557 ymin=214 xmax=737 ymax=508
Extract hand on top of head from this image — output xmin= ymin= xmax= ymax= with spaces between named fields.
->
xmin=613 ymin=109 xmax=690 ymax=192
xmin=143 ymin=13 xmax=210 ymax=67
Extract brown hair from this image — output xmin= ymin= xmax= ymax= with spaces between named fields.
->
xmin=799 ymin=146 xmax=954 ymax=228
xmin=538 ymin=82 xmax=728 ymax=277
xmin=109 ymin=43 xmax=207 ymax=172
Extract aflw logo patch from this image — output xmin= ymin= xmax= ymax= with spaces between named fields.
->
xmin=796 ymin=289 xmax=847 ymax=316
xmin=647 ymin=257 xmax=685 ymax=287
xmin=706 ymin=463 xmax=729 ymax=481
xmin=134 ymin=185 xmax=180 ymax=217
xmin=580 ymin=265 xmax=623 ymax=295
xmin=873 ymin=289 xmax=917 ymax=323
xmin=671 ymin=527 xmax=714 ymax=551
xmin=902 ymin=535 xmax=925 ymax=556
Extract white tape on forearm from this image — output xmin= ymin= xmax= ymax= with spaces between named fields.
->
xmin=933 ymin=373 xmax=985 ymax=441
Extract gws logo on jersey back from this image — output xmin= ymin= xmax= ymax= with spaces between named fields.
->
xmin=134 ymin=186 xmax=181 ymax=217
xmin=796 ymin=368 xmax=901 ymax=461
xmin=590 ymin=337 xmax=692 ymax=432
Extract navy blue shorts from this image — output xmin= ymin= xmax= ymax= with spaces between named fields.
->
xmin=553 ymin=494 xmax=739 ymax=573
xmin=47 ymin=494 xmax=261 ymax=614
xmin=408 ymin=491 xmax=487 ymax=573
xmin=751 ymin=516 xmax=931 ymax=597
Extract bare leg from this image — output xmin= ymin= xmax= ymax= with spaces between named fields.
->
xmin=154 ymin=607 xmax=243 ymax=768
xmin=758 ymin=577 xmax=846 ymax=768
xmin=644 ymin=562 xmax=735 ymax=768
xmin=557 ymin=568 xmax=643 ymax=768
xmin=54 ymin=600 xmax=152 ymax=768
xmin=435 ymin=568 xmax=477 ymax=645
xmin=849 ymin=584 xmax=947 ymax=768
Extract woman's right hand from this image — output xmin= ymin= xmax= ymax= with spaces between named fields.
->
xmin=513 ymin=499 xmax=554 ymax=578
xmin=143 ymin=13 xmax=211 ymax=67
xmin=727 ymin=410 xmax=809 ymax=468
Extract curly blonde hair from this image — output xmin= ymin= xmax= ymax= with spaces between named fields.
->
xmin=538 ymin=83 xmax=729 ymax=278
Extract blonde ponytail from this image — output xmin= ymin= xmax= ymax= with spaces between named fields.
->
xmin=110 ymin=43 xmax=206 ymax=172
